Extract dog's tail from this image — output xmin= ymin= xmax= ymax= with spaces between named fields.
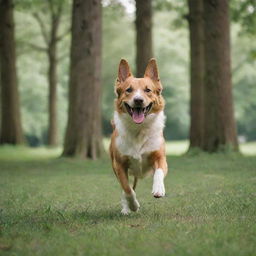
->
xmin=133 ymin=177 xmax=138 ymax=190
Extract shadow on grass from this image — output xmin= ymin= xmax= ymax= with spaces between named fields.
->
xmin=0 ymin=155 xmax=113 ymax=177
xmin=1 ymin=206 xmax=142 ymax=232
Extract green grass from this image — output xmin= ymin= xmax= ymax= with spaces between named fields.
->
xmin=105 ymin=139 xmax=256 ymax=156
xmin=0 ymin=143 xmax=256 ymax=256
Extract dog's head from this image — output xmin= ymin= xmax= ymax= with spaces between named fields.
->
xmin=114 ymin=58 xmax=164 ymax=124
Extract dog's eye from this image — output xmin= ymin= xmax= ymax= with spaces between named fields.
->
xmin=145 ymin=88 xmax=151 ymax=93
xmin=126 ymin=87 xmax=133 ymax=93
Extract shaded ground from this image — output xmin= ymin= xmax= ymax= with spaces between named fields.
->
xmin=0 ymin=145 xmax=255 ymax=255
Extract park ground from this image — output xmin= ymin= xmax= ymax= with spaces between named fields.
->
xmin=0 ymin=141 xmax=256 ymax=256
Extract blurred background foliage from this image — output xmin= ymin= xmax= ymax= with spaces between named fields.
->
xmin=14 ymin=0 xmax=256 ymax=146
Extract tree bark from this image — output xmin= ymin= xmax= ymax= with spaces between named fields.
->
xmin=47 ymin=8 xmax=60 ymax=146
xmin=202 ymin=0 xmax=238 ymax=152
xmin=0 ymin=0 xmax=24 ymax=144
xmin=187 ymin=0 xmax=204 ymax=149
xmin=32 ymin=1 xmax=65 ymax=146
xmin=135 ymin=0 xmax=153 ymax=77
xmin=47 ymin=43 xmax=58 ymax=146
xmin=62 ymin=0 xmax=103 ymax=159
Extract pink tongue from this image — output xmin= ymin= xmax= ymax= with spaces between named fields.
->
xmin=132 ymin=110 xmax=145 ymax=124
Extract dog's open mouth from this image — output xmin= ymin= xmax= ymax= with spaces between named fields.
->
xmin=124 ymin=102 xmax=153 ymax=124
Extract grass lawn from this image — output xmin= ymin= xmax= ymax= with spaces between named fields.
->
xmin=0 ymin=143 xmax=256 ymax=256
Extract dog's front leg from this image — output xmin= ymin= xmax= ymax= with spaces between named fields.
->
xmin=151 ymin=150 xmax=168 ymax=198
xmin=113 ymin=161 xmax=140 ymax=214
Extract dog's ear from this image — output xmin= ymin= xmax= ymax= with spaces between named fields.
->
xmin=117 ymin=59 xmax=132 ymax=82
xmin=144 ymin=58 xmax=162 ymax=95
xmin=144 ymin=58 xmax=160 ymax=82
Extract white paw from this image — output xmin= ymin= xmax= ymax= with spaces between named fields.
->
xmin=152 ymin=169 xmax=165 ymax=198
xmin=121 ymin=206 xmax=131 ymax=215
xmin=127 ymin=197 xmax=140 ymax=212
xmin=152 ymin=182 xmax=165 ymax=198
xmin=121 ymin=191 xmax=140 ymax=214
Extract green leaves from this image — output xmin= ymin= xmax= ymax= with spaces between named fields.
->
xmin=231 ymin=0 xmax=256 ymax=36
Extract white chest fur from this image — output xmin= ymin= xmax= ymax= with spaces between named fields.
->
xmin=114 ymin=111 xmax=165 ymax=176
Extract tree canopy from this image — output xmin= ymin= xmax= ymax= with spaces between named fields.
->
xmin=11 ymin=0 xmax=256 ymax=145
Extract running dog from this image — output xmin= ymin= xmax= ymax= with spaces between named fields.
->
xmin=109 ymin=58 xmax=168 ymax=214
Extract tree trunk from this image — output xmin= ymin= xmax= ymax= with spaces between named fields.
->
xmin=47 ymin=46 xmax=58 ymax=146
xmin=202 ymin=0 xmax=238 ymax=152
xmin=135 ymin=0 xmax=153 ymax=77
xmin=62 ymin=0 xmax=103 ymax=159
xmin=32 ymin=2 xmax=63 ymax=147
xmin=187 ymin=0 xmax=204 ymax=149
xmin=0 ymin=0 xmax=24 ymax=144
xmin=47 ymin=13 xmax=59 ymax=146
xmin=0 ymin=62 xmax=1 ymax=136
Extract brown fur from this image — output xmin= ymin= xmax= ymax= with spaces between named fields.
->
xmin=110 ymin=58 xmax=168 ymax=208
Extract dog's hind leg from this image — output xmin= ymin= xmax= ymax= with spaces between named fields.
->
xmin=132 ymin=177 xmax=138 ymax=190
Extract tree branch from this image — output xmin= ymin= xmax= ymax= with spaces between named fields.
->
xmin=47 ymin=0 xmax=63 ymax=20
xmin=26 ymin=43 xmax=48 ymax=52
xmin=56 ymin=0 xmax=63 ymax=17
xmin=56 ymin=27 xmax=71 ymax=42
xmin=57 ymin=51 xmax=69 ymax=62
xmin=32 ymin=12 xmax=49 ymax=45
xmin=47 ymin=0 xmax=55 ymax=17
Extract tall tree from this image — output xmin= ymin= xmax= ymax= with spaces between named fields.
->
xmin=202 ymin=0 xmax=238 ymax=152
xmin=187 ymin=0 xmax=204 ymax=149
xmin=0 ymin=0 xmax=24 ymax=144
xmin=135 ymin=0 xmax=153 ymax=77
xmin=29 ymin=0 xmax=69 ymax=146
xmin=62 ymin=0 xmax=103 ymax=159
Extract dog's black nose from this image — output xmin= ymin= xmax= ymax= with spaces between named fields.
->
xmin=134 ymin=97 xmax=144 ymax=105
